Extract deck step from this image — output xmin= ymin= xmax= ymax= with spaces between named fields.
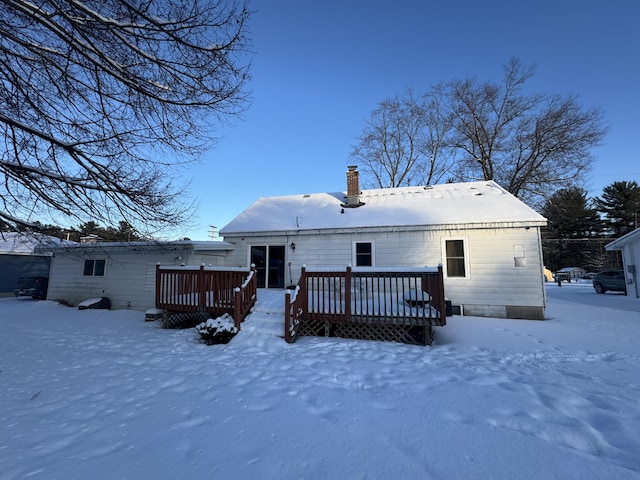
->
xmin=241 ymin=290 xmax=286 ymax=337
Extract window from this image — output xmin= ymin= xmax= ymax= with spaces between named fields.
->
xmin=445 ymin=240 xmax=466 ymax=277
xmin=354 ymin=242 xmax=373 ymax=267
xmin=514 ymin=244 xmax=526 ymax=267
xmin=84 ymin=259 xmax=106 ymax=276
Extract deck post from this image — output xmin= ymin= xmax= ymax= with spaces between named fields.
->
xmin=436 ymin=264 xmax=446 ymax=325
xmin=155 ymin=263 xmax=161 ymax=308
xmin=284 ymin=290 xmax=292 ymax=343
xmin=197 ymin=265 xmax=205 ymax=313
xmin=300 ymin=266 xmax=308 ymax=314
xmin=233 ymin=287 xmax=242 ymax=331
xmin=345 ymin=265 xmax=352 ymax=322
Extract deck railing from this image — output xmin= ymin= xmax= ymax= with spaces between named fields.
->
xmin=155 ymin=264 xmax=257 ymax=329
xmin=285 ymin=265 xmax=446 ymax=343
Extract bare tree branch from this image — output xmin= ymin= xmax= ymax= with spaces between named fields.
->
xmin=351 ymin=88 xmax=452 ymax=188
xmin=352 ymin=58 xmax=607 ymax=207
xmin=0 ymin=0 xmax=251 ymax=235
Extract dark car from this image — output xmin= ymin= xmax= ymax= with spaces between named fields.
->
xmin=592 ymin=270 xmax=627 ymax=294
xmin=14 ymin=276 xmax=49 ymax=300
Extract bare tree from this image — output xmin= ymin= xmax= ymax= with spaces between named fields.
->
xmin=449 ymin=59 xmax=606 ymax=204
xmin=0 ymin=0 xmax=251 ymax=234
xmin=350 ymin=89 xmax=452 ymax=188
xmin=352 ymin=59 xmax=607 ymax=206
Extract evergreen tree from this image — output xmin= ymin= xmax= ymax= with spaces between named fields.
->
xmin=541 ymin=187 xmax=601 ymax=238
xmin=594 ymin=181 xmax=640 ymax=237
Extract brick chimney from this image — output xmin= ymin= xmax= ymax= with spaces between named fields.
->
xmin=344 ymin=165 xmax=364 ymax=208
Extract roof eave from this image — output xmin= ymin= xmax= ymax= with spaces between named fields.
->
xmin=605 ymin=228 xmax=640 ymax=251
xmin=221 ymin=220 xmax=546 ymax=238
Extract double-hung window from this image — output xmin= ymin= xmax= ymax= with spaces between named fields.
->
xmin=444 ymin=239 xmax=467 ymax=278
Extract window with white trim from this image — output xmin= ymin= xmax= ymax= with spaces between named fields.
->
xmin=514 ymin=244 xmax=526 ymax=267
xmin=354 ymin=241 xmax=374 ymax=267
xmin=84 ymin=259 xmax=106 ymax=276
xmin=444 ymin=239 xmax=466 ymax=278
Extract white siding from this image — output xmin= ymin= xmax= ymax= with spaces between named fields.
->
xmin=634 ymin=241 xmax=640 ymax=298
xmin=197 ymin=253 xmax=227 ymax=266
xmin=623 ymin=241 xmax=640 ymax=298
xmin=47 ymin=248 xmax=194 ymax=311
xmin=222 ymin=225 xmax=546 ymax=318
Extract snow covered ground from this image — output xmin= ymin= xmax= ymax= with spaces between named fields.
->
xmin=1 ymin=282 xmax=639 ymax=479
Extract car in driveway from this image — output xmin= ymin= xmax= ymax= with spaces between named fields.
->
xmin=14 ymin=276 xmax=49 ymax=300
xmin=592 ymin=270 xmax=627 ymax=294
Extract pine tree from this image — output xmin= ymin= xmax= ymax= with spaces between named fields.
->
xmin=594 ymin=181 xmax=640 ymax=237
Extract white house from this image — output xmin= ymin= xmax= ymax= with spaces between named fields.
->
xmin=220 ymin=166 xmax=548 ymax=320
xmin=37 ymin=240 xmax=234 ymax=310
xmin=605 ymin=228 xmax=640 ymax=298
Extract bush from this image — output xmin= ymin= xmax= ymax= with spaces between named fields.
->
xmin=195 ymin=314 xmax=238 ymax=345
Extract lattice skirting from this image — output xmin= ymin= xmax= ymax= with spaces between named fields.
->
xmin=297 ymin=320 xmax=434 ymax=346
xmin=162 ymin=311 xmax=209 ymax=329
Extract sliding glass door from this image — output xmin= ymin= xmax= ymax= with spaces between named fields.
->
xmin=250 ymin=245 xmax=285 ymax=288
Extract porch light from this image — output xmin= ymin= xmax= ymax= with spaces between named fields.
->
xmin=290 ymin=242 xmax=296 ymax=250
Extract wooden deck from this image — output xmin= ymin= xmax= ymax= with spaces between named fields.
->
xmin=285 ymin=266 xmax=446 ymax=345
xmin=155 ymin=264 xmax=257 ymax=330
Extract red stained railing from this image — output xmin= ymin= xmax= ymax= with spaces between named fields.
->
xmin=285 ymin=265 xmax=446 ymax=343
xmin=156 ymin=264 xmax=257 ymax=330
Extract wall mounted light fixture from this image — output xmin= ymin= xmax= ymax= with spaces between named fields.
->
xmin=290 ymin=242 xmax=296 ymax=250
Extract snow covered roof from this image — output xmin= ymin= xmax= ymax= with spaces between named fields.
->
xmin=605 ymin=227 xmax=640 ymax=251
xmin=0 ymin=232 xmax=70 ymax=255
xmin=34 ymin=239 xmax=235 ymax=254
xmin=220 ymin=181 xmax=547 ymax=235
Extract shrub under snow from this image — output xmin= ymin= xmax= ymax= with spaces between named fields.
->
xmin=195 ymin=314 xmax=238 ymax=345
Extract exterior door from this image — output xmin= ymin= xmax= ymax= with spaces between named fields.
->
xmin=250 ymin=245 xmax=285 ymax=288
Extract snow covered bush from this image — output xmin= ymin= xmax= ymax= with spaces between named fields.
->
xmin=195 ymin=314 xmax=238 ymax=345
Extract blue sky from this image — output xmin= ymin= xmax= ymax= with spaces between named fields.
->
xmin=183 ymin=0 xmax=640 ymax=240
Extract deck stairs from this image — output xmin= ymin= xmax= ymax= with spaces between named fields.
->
xmin=240 ymin=289 xmax=286 ymax=337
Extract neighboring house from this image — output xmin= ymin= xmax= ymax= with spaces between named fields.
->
xmin=36 ymin=240 xmax=235 ymax=310
xmin=220 ymin=166 xmax=548 ymax=320
xmin=605 ymin=228 xmax=640 ymax=298
xmin=0 ymin=232 xmax=58 ymax=297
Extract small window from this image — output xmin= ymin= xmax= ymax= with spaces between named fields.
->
xmin=514 ymin=244 xmax=526 ymax=268
xmin=355 ymin=242 xmax=373 ymax=267
xmin=84 ymin=259 xmax=106 ymax=276
xmin=445 ymin=240 xmax=466 ymax=277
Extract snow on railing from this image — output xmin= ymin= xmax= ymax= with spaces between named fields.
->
xmin=284 ymin=265 xmax=446 ymax=343
xmin=155 ymin=264 xmax=257 ymax=330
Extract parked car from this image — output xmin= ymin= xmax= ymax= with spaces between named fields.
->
xmin=554 ymin=271 xmax=572 ymax=283
xmin=555 ymin=267 xmax=587 ymax=283
xmin=14 ymin=276 xmax=49 ymax=300
xmin=592 ymin=270 xmax=627 ymax=294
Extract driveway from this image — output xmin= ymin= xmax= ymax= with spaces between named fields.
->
xmin=546 ymin=280 xmax=640 ymax=313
